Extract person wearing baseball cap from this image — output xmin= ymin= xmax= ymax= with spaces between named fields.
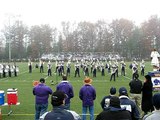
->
xmin=119 ymin=87 xmax=140 ymax=120
xmin=40 ymin=90 xmax=81 ymax=120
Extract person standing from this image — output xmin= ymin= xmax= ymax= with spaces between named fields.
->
xmin=28 ymin=59 xmax=32 ymax=73
xmin=56 ymin=75 xmax=74 ymax=110
xmin=100 ymin=87 xmax=116 ymax=110
xmin=141 ymin=75 xmax=154 ymax=116
xmin=129 ymin=73 xmax=143 ymax=112
xmin=47 ymin=61 xmax=52 ymax=76
xmin=96 ymin=96 xmax=132 ymax=120
xmin=120 ymin=60 xmax=126 ymax=76
xmin=39 ymin=59 xmax=44 ymax=73
xmin=140 ymin=60 xmax=145 ymax=76
xmin=33 ymin=78 xmax=53 ymax=120
xmin=75 ymin=62 xmax=80 ymax=77
xmin=79 ymin=77 xmax=96 ymax=120
xmin=150 ymin=48 xmax=160 ymax=71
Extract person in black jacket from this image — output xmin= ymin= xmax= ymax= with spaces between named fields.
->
xmin=100 ymin=87 xmax=116 ymax=110
xmin=141 ymin=75 xmax=154 ymax=116
xmin=129 ymin=73 xmax=143 ymax=112
xmin=96 ymin=96 xmax=132 ymax=120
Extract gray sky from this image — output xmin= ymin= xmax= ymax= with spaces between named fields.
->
xmin=0 ymin=0 xmax=160 ymax=28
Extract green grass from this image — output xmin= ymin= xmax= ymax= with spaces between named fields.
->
xmin=0 ymin=61 xmax=153 ymax=120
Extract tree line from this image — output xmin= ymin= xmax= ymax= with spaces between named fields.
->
xmin=0 ymin=15 xmax=160 ymax=61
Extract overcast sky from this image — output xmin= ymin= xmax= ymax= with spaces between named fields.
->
xmin=0 ymin=0 xmax=160 ymax=28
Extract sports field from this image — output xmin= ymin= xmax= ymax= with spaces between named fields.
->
xmin=0 ymin=61 xmax=153 ymax=120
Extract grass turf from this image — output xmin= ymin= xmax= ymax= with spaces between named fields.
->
xmin=0 ymin=61 xmax=154 ymax=120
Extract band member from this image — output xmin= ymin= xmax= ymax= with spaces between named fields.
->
xmin=28 ymin=59 xmax=32 ymax=73
xmin=66 ymin=61 xmax=71 ymax=76
xmin=140 ymin=59 xmax=145 ymax=76
xmin=0 ymin=64 xmax=3 ymax=78
xmin=110 ymin=63 xmax=117 ymax=81
xmin=47 ymin=61 xmax=52 ymax=76
xmin=8 ymin=64 xmax=12 ymax=77
xmin=74 ymin=62 xmax=80 ymax=77
xmin=151 ymin=48 xmax=160 ymax=71
xmin=39 ymin=59 xmax=44 ymax=73
xmin=120 ymin=60 xmax=126 ymax=76
xmin=84 ymin=64 xmax=89 ymax=77
xmin=115 ymin=60 xmax=119 ymax=77
xmin=132 ymin=61 xmax=138 ymax=79
xmin=13 ymin=63 xmax=19 ymax=77
xmin=57 ymin=62 xmax=62 ymax=76
xmin=101 ymin=63 xmax=105 ymax=76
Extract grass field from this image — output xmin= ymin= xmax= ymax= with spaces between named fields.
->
xmin=0 ymin=61 xmax=154 ymax=120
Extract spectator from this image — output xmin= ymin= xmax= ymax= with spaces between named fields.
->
xmin=119 ymin=87 xmax=140 ymax=120
xmin=100 ymin=87 xmax=116 ymax=110
xmin=141 ymin=75 xmax=154 ymax=116
xmin=143 ymin=93 xmax=160 ymax=120
xmin=129 ymin=73 xmax=143 ymax=112
xmin=56 ymin=74 xmax=74 ymax=110
xmin=40 ymin=90 xmax=81 ymax=120
xmin=79 ymin=77 xmax=96 ymax=120
xmin=96 ymin=96 xmax=132 ymax=120
xmin=33 ymin=78 xmax=53 ymax=120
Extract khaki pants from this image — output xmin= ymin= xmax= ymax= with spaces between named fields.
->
xmin=130 ymin=93 xmax=142 ymax=113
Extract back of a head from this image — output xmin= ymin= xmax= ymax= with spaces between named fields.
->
xmin=51 ymin=90 xmax=66 ymax=107
xmin=134 ymin=73 xmax=139 ymax=80
xmin=62 ymin=74 xmax=67 ymax=80
xmin=39 ymin=78 xmax=45 ymax=83
xmin=119 ymin=87 xmax=128 ymax=96
xmin=145 ymin=75 xmax=152 ymax=83
xmin=110 ymin=87 xmax=116 ymax=95
xmin=153 ymin=93 xmax=160 ymax=110
xmin=109 ymin=96 xmax=121 ymax=108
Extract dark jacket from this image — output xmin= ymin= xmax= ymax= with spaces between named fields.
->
xmin=141 ymin=81 xmax=154 ymax=113
xmin=129 ymin=79 xmax=142 ymax=94
xmin=56 ymin=81 xmax=74 ymax=104
xmin=79 ymin=84 xmax=96 ymax=106
xmin=119 ymin=96 xmax=140 ymax=120
xmin=100 ymin=95 xmax=113 ymax=110
xmin=44 ymin=106 xmax=74 ymax=120
xmin=95 ymin=107 xmax=132 ymax=120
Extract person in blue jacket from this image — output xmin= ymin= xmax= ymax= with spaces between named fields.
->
xmin=33 ymin=78 xmax=53 ymax=120
xmin=119 ymin=87 xmax=140 ymax=120
xmin=79 ymin=77 xmax=96 ymax=120
xmin=56 ymin=74 xmax=74 ymax=110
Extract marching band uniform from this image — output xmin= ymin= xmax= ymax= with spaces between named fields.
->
xmin=140 ymin=60 xmax=145 ymax=76
xmin=120 ymin=61 xmax=126 ymax=76
xmin=84 ymin=65 xmax=89 ymax=77
xmin=28 ymin=59 xmax=32 ymax=73
xmin=0 ymin=64 xmax=3 ymax=78
xmin=39 ymin=60 xmax=44 ymax=73
xmin=132 ymin=61 xmax=138 ymax=79
xmin=47 ymin=61 xmax=52 ymax=76
xmin=74 ymin=62 xmax=80 ymax=77
xmin=66 ymin=61 xmax=71 ymax=76
xmin=93 ymin=65 xmax=97 ymax=77
xmin=115 ymin=60 xmax=119 ymax=77
xmin=101 ymin=63 xmax=105 ymax=76
xmin=110 ymin=63 xmax=117 ymax=81
xmin=8 ymin=65 xmax=12 ymax=77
